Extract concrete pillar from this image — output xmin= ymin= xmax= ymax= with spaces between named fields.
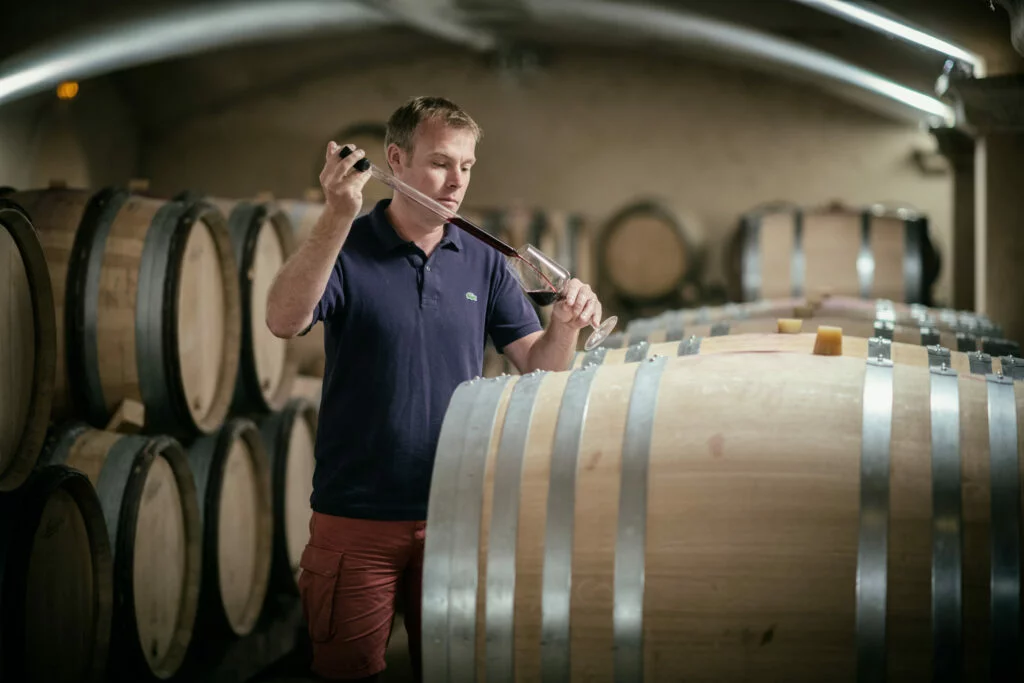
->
xmin=931 ymin=127 xmax=976 ymax=312
xmin=950 ymin=74 xmax=1024 ymax=346
xmin=975 ymin=133 xmax=1024 ymax=345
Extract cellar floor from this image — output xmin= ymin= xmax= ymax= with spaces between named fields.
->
xmin=252 ymin=613 xmax=415 ymax=683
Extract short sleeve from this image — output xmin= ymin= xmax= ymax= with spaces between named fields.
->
xmin=486 ymin=257 xmax=542 ymax=352
xmin=299 ymin=257 xmax=345 ymax=336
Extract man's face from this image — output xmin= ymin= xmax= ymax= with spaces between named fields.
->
xmin=388 ymin=118 xmax=476 ymax=214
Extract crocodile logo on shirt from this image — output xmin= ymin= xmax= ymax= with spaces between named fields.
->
xmin=465 ymin=292 xmax=478 ymax=302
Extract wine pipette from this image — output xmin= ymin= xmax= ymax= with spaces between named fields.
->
xmin=338 ymin=146 xmax=614 ymax=347
xmin=339 ymin=146 xmax=518 ymax=257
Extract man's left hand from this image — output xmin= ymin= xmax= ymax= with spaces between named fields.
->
xmin=551 ymin=279 xmax=602 ymax=331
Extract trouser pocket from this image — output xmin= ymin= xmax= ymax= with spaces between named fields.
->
xmin=298 ymin=544 xmax=345 ymax=643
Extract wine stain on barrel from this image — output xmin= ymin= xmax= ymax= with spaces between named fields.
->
xmin=708 ymin=433 xmax=725 ymax=459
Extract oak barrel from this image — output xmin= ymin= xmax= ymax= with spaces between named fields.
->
xmin=423 ymin=350 xmax=1024 ymax=681
xmin=490 ymin=206 xmax=559 ymax=256
xmin=0 ymin=199 xmax=56 ymax=490
xmin=613 ymin=299 xmax=1017 ymax=357
xmin=571 ymin=330 xmax=1024 ymax=380
xmin=734 ymin=203 xmax=941 ymax=304
xmin=187 ymin=418 xmax=273 ymax=637
xmin=598 ymin=200 xmax=700 ymax=306
xmin=616 ymin=297 xmax=1000 ymax=338
xmin=0 ymin=464 xmax=113 ymax=683
xmin=550 ymin=210 xmax=594 ymax=287
xmin=276 ymin=197 xmax=327 ymax=377
xmin=258 ymin=398 xmax=318 ymax=592
xmin=7 ymin=187 xmax=242 ymax=439
xmin=212 ymin=196 xmax=299 ymax=413
xmin=39 ymin=425 xmax=202 ymax=680
xmin=276 ymin=195 xmax=325 ymax=247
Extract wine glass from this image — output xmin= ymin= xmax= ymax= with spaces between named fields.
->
xmin=506 ymin=243 xmax=618 ymax=351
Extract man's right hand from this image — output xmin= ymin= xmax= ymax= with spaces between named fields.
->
xmin=266 ymin=141 xmax=371 ymax=339
xmin=321 ymin=141 xmax=371 ymax=217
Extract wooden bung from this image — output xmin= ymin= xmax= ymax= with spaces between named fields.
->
xmin=813 ymin=325 xmax=844 ymax=356
xmin=777 ymin=318 xmax=803 ymax=334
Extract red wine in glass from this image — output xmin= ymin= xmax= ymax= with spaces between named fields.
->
xmin=508 ymin=244 xmax=617 ymax=351
xmin=526 ymin=290 xmax=561 ymax=307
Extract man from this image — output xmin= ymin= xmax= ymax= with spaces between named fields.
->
xmin=265 ymin=96 xmax=603 ymax=682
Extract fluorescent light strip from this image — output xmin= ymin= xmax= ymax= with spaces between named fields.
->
xmin=791 ymin=0 xmax=984 ymax=74
xmin=534 ymin=1 xmax=956 ymax=126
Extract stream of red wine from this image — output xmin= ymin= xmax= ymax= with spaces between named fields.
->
xmin=448 ymin=215 xmax=561 ymax=303
xmin=448 ymin=216 xmax=516 ymax=256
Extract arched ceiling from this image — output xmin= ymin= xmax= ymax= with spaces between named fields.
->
xmin=0 ymin=0 xmax=1020 ymax=135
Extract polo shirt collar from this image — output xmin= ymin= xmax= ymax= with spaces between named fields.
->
xmin=371 ymin=199 xmax=462 ymax=253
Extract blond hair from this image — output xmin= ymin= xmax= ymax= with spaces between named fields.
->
xmin=385 ymin=96 xmax=482 ymax=157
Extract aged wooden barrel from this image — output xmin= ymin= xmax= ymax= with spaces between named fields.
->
xmin=187 ymin=418 xmax=273 ymax=637
xmin=258 ymin=398 xmax=318 ymax=592
xmin=814 ymin=295 xmax=1001 ymax=338
xmin=614 ymin=300 xmax=1017 ymax=357
xmin=571 ymin=330 xmax=1024 ymax=381
xmin=491 ymin=206 xmax=559 ymax=255
xmin=39 ymin=425 xmax=202 ymax=680
xmin=210 ymin=197 xmax=299 ymax=413
xmin=0 ymin=199 xmax=56 ymax=491
xmin=423 ymin=349 xmax=1024 ymax=681
xmin=500 ymin=207 xmax=595 ymax=324
xmin=617 ymin=297 xmax=1000 ymax=339
xmin=598 ymin=200 xmax=699 ymax=306
xmin=276 ymin=197 xmax=327 ymax=377
xmin=7 ymin=187 xmax=242 ymax=439
xmin=734 ymin=203 xmax=941 ymax=304
xmin=606 ymin=316 xmax=969 ymax=355
xmin=0 ymin=464 xmax=113 ymax=683
xmin=550 ymin=210 xmax=594 ymax=287
xmin=276 ymin=195 xmax=325 ymax=247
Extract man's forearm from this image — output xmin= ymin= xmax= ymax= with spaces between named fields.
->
xmin=524 ymin=321 xmax=579 ymax=373
xmin=266 ymin=204 xmax=356 ymax=338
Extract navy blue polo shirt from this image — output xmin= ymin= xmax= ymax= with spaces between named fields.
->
xmin=305 ymin=199 xmax=542 ymax=521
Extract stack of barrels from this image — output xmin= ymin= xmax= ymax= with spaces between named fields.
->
xmin=0 ymin=187 xmax=321 ymax=682
xmin=422 ymin=295 xmax=1024 ymax=681
xmin=588 ymin=295 xmax=1016 ymax=363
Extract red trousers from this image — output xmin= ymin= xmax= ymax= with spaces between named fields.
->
xmin=298 ymin=511 xmax=426 ymax=681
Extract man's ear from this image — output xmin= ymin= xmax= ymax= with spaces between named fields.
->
xmin=386 ymin=143 xmax=403 ymax=173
